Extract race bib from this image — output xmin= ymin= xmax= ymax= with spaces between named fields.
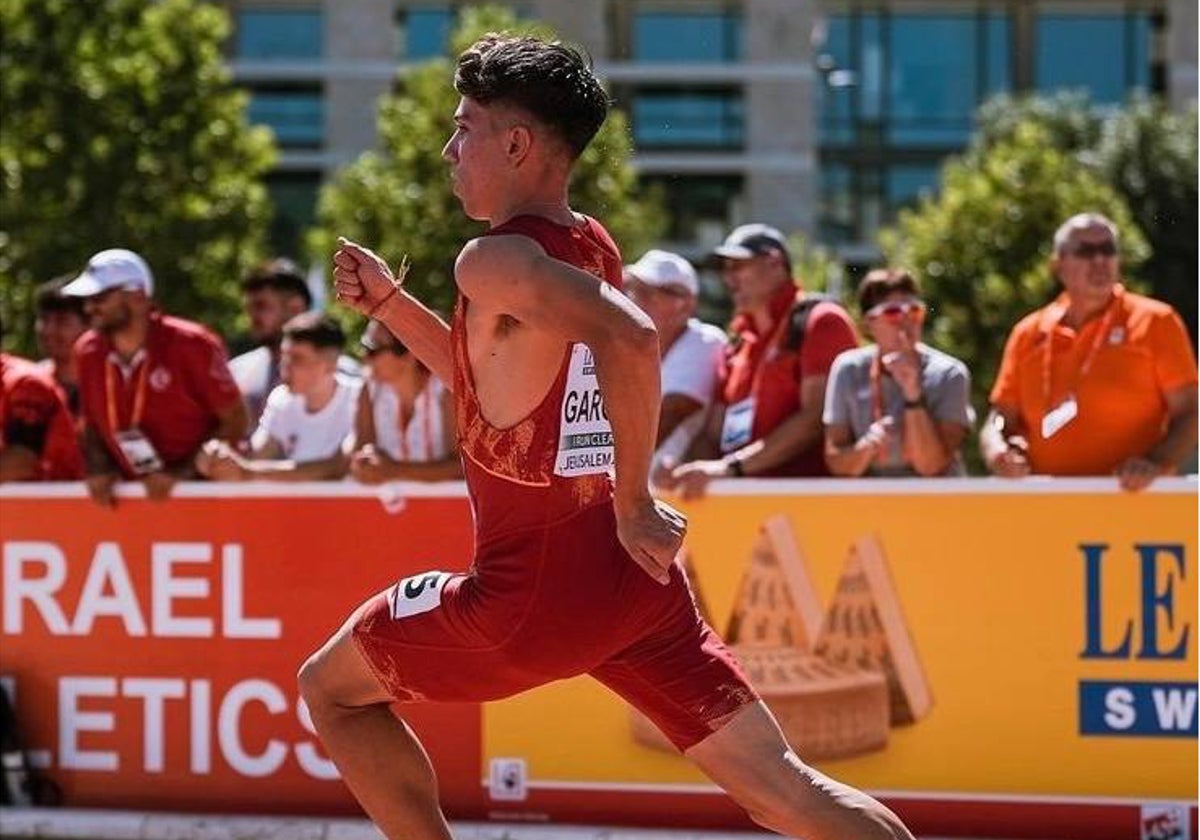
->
xmin=387 ymin=571 xmax=451 ymax=620
xmin=114 ymin=429 xmax=163 ymax=476
xmin=720 ymin=397 xmax=756 ymax=453
xmin=554 ymin=343 xmax=615 ymax=478
xmin=1041 ymin=395 xmax=1079 ymax=440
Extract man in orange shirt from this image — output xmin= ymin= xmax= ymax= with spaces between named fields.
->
xmin=981 ymin=212 xmax=1198 ymax=491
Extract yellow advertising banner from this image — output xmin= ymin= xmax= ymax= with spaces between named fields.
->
xmin=483 ymin=481 xmax=1197 ymax=807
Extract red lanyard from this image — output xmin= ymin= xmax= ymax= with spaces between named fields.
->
xmin=105 ymin=359 xmax=149 ymax=432
xmin=868 ymin=353 xmax=885 ymax=422
xmin=1042 ymin=293 xmax=1120 ymax=408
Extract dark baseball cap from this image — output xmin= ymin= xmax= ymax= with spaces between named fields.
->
xmin=711 ymin=223 xmax=789 ymax=261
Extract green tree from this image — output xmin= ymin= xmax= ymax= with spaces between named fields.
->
xmin=307 ymin=4 xmax=667 ymax=327
xmin=966 ymin=93 xmax=1198 ymax=345
xmin=1093 ymin=99 xmax=1198 ymax=344
xmin=880 ymin=123 xmax=1148 ymax=419
xmin=0 ymin=0 xmax=275 ymax=355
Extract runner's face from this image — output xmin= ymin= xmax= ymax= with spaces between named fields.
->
xmin=442 ymin=97 xmax=513 ymax=221
xmin=1054 ymin=224 xmax=1120 ymax=310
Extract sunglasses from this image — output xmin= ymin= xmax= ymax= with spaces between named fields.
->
xmin=865 ymin=299 xmax=926 ymax=321
xmin=1067 ymin=241 xmax=1118 ymax=259
xmin=362 ymin=344 xmax=407 ymax=358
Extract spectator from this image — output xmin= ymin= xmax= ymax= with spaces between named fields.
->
xmin=229 ymin=257 xmax=360 ymax=432
xmin=348 ymin=320 xmax=461 ymax=484
xmin=64 ymin=248 xmax=247 ymax=505
xmin=823 ymin=269 xmax=973 ymax=477
xmin=1 ymin=345 xmax=83 ymax=482
xmin=198 ymin=312 xmax=358 ymax=482
xmin=622 ymin=249 xmax=727 ymax=474
xmin=668 ymin=224 xmax=858 ymax=497
xmin=34 ymin=274 xmax=88 ymax=419
xmin=981 ymin=213 xmax=1198 ymax=491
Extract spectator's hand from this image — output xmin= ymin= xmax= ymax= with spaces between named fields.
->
xmin=988 ymin=438 xmax=1031 ymax=478
xmin=669 ymin=459 xmax=730 ymax=501
xmin=332 ymin=238 xmax=409 ymax=317
xmin=650 ymin=456 xmax=679 ymax=492
xmin=142 ymin=471 xmax=177 ymax=502
xmin=349 ymin=444 xmax=393 ymax=485
xmin=1115 ymin=456 xmax=1161 ymax=492
xmin=857 ymin=417 xmax=894 ymax=456
xmin=614 ymin=493 xmax=686 ymax=585
xmin=881 ymin=335 xmax=922 ymax=399
xmin=202 ymin=442 xmax=249 ymax=482
xmin=86 ymin=473 xmax=119 ymax=508
xmin=195 ymin=439 xmax=222 ymax=478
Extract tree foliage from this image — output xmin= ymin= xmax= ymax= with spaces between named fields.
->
xmin=0 ymin=0 xmax=275 ymax=355
xmin=307 ymin=4 xmax=667 ymax=327
xmin=880 ymin=122 xmax=1148 ymax=416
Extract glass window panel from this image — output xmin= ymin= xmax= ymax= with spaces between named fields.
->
xmin=633 ymin=91 xmax=743 ymax=149
xmin=633 ymin=12 xmax=742 ymax=62
xmin=986 ymin=12 xmax=1012 ymax=95
xmin=858 ymin=14 xmax=884 ymax=122
xmin=641 ymin=174 xmax=743 ymax=242
xmin=402 ymin=8 xmax=454 ymax=60
xmin=886 ymin=164 xmax=940 ymax=217
xmin=236 ymin=9 xmax=323 ymax=60
xmin=1037 ymin=15 xmax=1130 ymax=104
xmin=248 ymin=89 xmax=323 ymax=148
xmin=267 ymin=172 xmax=322 ymax=257
xmin=888 ymin=16 xmax=976 ymax=145
xmin=819 ymin=163 xmax=856 ymax=245
xmin=819 ymin=15 xmax=855 ymax=145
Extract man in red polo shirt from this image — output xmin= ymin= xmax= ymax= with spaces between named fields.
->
xmin=1 ymin=348 xmax=83 ymax=482
xmin=64 ymin=249 xmax=248 ymax=505
xmin=668 ymin=224 xmax=858 ymax=498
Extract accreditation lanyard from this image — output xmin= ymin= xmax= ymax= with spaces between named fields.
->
xmin=869 ymin=352 xmax=886 ymax=422
xmin=395 ymin=385 xmax=434 ymax=462
xmin=1041 ymin=294 xmax=1120 ymax=410
xmin=105 ymin=358 xmax=150 ymax=433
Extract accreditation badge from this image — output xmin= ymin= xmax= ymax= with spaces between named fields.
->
xmin=1041 ymin=395 xmax=1079 ymax=440
xmin=720 ymin=396 xmax=756 ymax=453
xmin=114 ymin=428 xmax=164 ymax=475
xmin=553 ymin=343 xmax=615 ymax=478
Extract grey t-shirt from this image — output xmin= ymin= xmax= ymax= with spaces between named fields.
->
xmin=823 ymin=344 xmax=975 ymax=476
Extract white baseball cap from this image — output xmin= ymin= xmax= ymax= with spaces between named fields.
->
xmin=624 ymin=249 xmax=698 ymax=296
xmin=62 ymin=249 xmax=154 ymax=298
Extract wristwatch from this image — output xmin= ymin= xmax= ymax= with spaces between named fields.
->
xmin=903 ymin=395 xmax=926 ymax=410
xmin=727 ymin=458 xmax=746 ymax=477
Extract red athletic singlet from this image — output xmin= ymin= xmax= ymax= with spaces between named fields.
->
xmin=352 ymin=214 xmax=756 ymax=750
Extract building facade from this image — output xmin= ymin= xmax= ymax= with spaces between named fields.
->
xmin=225 ymin=0 xmax=1198 ymax=263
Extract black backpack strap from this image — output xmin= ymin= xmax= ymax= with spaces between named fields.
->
xmin=781 ymin=293 xmax=837 ymax=354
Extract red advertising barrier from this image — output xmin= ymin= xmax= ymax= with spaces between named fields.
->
xmin=0 ymin=485 xmax=483 ymax=817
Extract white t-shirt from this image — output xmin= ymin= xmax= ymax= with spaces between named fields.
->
xmin=252 ymin=376 xmax=360 ymax=462
xmin=662 ymin=318 xmax=727 ymax=405
xmin=230 ymin=345 xmax=362 ymax=432
xmin=368 ymin=376 xmax=450 ymax=463
xmin=652 ymin=319 xmax=728 ymax=468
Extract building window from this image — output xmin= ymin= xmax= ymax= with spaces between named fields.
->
xmin=235 ymin=9 xmax=323 ymax=60
xmin=641 ymin=174 xmax=743 ymax=242
xmin=267 ymin=172 xmax=323 ymax=258
xmin=1036 ymin=13 xmax=1153 ymax=103
xmin=397 ymin=6 xmax=454 ymax=60
xmin=885 ymin=164 xmax=939 ymax=216
xmin=248 ymin=86 xmax=324 ymax=148
xmin=890 ymin=16 xmax=980 ymax=144
xmin=632 ymin=10 xmax=742 ymax=62
xmin=632 ymin=89 xmax=744 ymax=149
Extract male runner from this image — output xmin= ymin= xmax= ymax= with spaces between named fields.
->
xmin=303 ymin=34 xmax=913 ymax=840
